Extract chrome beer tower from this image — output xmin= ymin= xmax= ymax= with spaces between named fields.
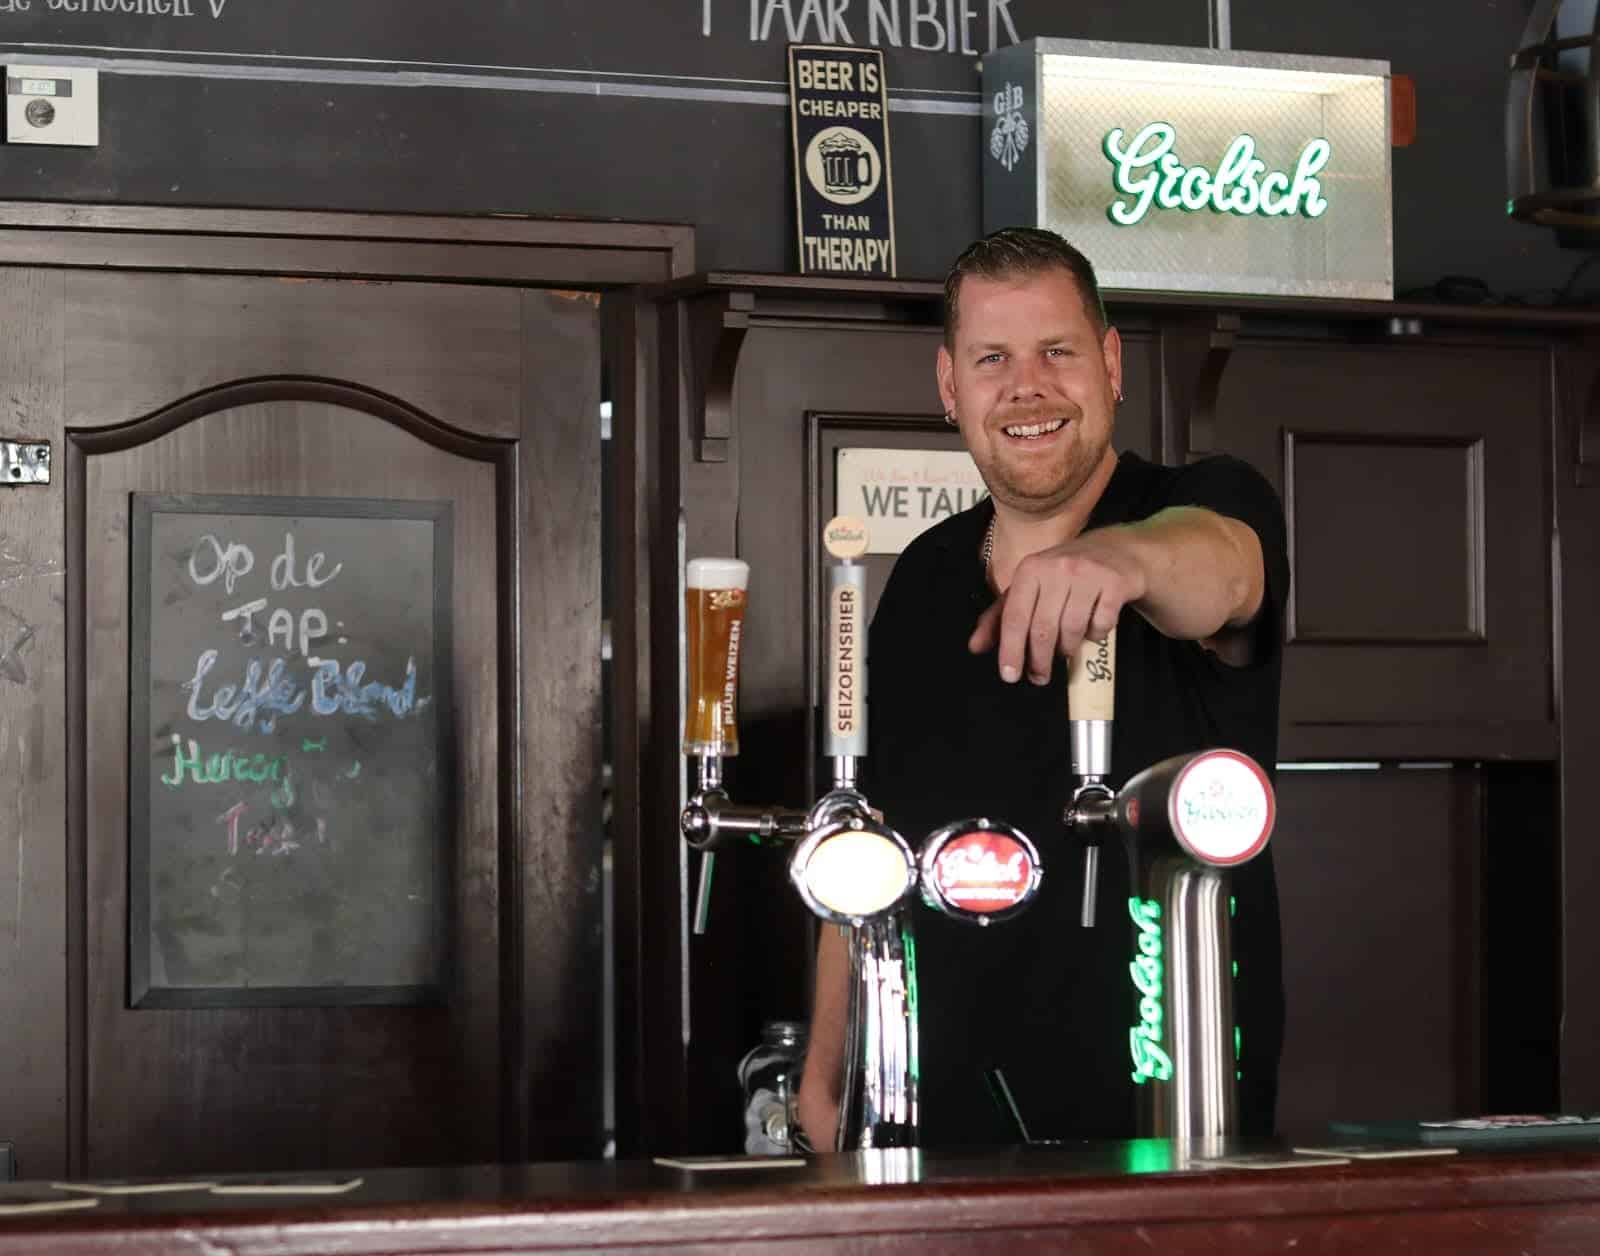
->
xmin=1061 ymin=630 xmax=1276 ymax=1140
xmin=681 ymin=519 xmax=1042 ymax=1151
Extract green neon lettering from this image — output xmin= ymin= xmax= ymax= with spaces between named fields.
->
xmin=1127 ymin=897 xmax=1173 ymax=1084
xmin=1104 ymin=124 xmax=1332 ymax=227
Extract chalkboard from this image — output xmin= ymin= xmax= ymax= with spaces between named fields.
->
xmin=129 ymin=494 xmax=454 ymax=1009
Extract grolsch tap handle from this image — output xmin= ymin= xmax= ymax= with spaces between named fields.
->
xmin=821 ymin=517 xmax=870 ymax=767
xmin=683 ymin=557 xmax=749 ymax=935
xmin=1067 ymin=626 xmax=1117 ymax=927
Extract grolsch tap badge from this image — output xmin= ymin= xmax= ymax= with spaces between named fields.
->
xmin=824 ymin=515 xmax=869 ymax=560
xmin=918 ymin=819 xmax=1043 ymax=925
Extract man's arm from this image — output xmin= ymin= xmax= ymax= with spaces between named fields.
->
xmin=970 ymin=506 xmax=1266 ymax=683
xmin=795 ymin=924 xmax=850 ymax=1151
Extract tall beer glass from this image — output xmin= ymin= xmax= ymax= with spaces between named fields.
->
xmin=684 ymin=557 xmax=750 ymax=757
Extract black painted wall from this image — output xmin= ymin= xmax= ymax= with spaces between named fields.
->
xmin=0 ymin=0 xmax=1581 ymax=297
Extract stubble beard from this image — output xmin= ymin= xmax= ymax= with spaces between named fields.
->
xmin=977 ymin=411 xmax=1112 ymax=518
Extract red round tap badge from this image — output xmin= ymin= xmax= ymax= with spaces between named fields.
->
xmin=932 ymin=828 xmax=1035 ymax=915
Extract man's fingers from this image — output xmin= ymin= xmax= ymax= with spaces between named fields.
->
xmin=1058 ymin=591 xmax=1096 ymax=665
xmin=1027 ymin=578 xmax=1070 ymax=685
xmin=1086 ymin=595 xmax=1122 ymax=645
xmin=968 ymin=596 xmax=1004 ymax=654
xmin=997 ymin=572 xmax=1042 ymax=684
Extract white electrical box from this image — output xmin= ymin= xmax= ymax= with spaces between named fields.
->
xmin=6 ymin=65 xmax=98 ymax=147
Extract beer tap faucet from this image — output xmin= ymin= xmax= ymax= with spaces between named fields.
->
xmin=679 ymin=520 xmax=1045 ymax=1154
xmin=1064 ymin=629 xmax=1119 ymax=928
xmin=679 ymin=557 xmax=811 ymax=855
xmin=1059 ymin=625 xmax=1277 ymax=1140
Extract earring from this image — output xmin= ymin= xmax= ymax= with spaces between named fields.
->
xmin=944 ymin=411 xmax=958 ymax=427
xmin=1114 ymin=390 xmax=1125 ymax=405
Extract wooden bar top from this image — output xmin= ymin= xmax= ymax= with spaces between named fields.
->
xmin=5 ymin=1140 xmax=1600 ymax=1254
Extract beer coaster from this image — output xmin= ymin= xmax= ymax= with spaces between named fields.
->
xmin=209 ymin=1176 xmax=364 ymax=1195
xmin=52 ymin=1178 xmax=218 ymax=1195
xmin=0 ymin=1191 xmax=100 ymax=1216
xmin=1292 ymin=1144 xmax=1459 ymax=1160
xmin=1190 ymin=1152 xmax=1350 ymax=1171
xmin=822 ymin=516 xmax=869 ymax=560
xmin=654 ymin=1156 xmax=806 ymax=1171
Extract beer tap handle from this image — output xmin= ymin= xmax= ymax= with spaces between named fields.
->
xmin=682 ymin=557 xmax=750 ymax=930
xmin=683 ymin=557 xmax=750 ymax=762
xmin=1067 ymin=626 xmax=1117 ymax=928
xmin=821 ymin=517 xmax=870 ymax=789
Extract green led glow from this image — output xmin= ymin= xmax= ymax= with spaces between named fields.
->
xmin=1102 ymin=122 xmax=1332 ymax=227
xmin=1235 ymin=1025 xmax=1242 ymax=1061
xmin=1123 ymin=1140 xmax=1174 ymax=1174
xmin=1127 ymin=897 xmax=1174 ymax=1085
xmin=1232 ymin=961 xmax=1239 ymax=979
xmin=1229 ymin=895 xmax=1237 ymax=919
xmin=905 ymin=930 xmax=920 ymax=1085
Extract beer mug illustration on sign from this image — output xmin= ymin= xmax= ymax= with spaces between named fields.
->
xmin=806 ymin=127 xmax=882 ymax=205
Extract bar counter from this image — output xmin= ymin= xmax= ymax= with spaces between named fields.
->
xmin=4 ymin=1140 xmax=1600 ymax=1254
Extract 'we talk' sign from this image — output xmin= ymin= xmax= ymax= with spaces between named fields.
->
xmin=835 ymin=447 xmax=989 ymax=555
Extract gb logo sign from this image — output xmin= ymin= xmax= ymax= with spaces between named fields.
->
xmin=989 ymin=82 xmax=1029 ymax=172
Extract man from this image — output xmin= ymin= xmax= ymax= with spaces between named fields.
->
xmin=797 ymin=227 xmax=1288 ymax=1148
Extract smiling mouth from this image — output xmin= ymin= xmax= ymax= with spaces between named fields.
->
xmin=1001 ymin=417 xmax=1066 ymax=440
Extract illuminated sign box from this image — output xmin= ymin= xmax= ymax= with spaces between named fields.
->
xmin=983 ymin=39 xmax=1393 ymax=301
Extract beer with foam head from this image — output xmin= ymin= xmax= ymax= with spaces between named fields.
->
xmin=684 ymin=557 xmax=750 ymax=756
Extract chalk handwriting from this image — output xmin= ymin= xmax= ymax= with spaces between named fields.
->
xmin=270 ymin=531 xmax=342 ymax=592
xmin=184 ymin=650 xmax=426 ymax=732
xmin=162 ymin=734 xmax=289 ymax=787
xmin=309 ymin=657 xmax=424 ymax=720
xmin=188 ymin=534 xmax=254 ymax=595
xmin=183 ymin=649 xmax=305 ymax=734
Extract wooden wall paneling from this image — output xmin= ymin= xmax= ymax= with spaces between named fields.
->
xmin=0 ymin=207 xmax=694 ymax=1178
xmin=1215 ymin=334 xmax=1554 ymax=760
xmin=514 ymin=288 xmax=606 ymax=1159
xmin=1284 ymin=432 xmax=1486 ymax=644
xmin=0 ymin=268 xmax=69 ymax=1181
xmin=60 ymin=274 xmax=525 ymax=439
xmin=1271 ymin=765 xmax=1483 ymax=1136
xmin=1155 ymin=310 xmax=1239 ymax=463
xmin=604 ymin=292 xmax=665 ymax=1158
xmin=1556 ymin=336 xmax=1600 ymax=1110
xmin=1483 ymin=761 xmax=1561 ymax=1114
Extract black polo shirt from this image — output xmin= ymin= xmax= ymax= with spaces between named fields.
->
xmin=865 ymin=449 xmax=1289 ymax=1144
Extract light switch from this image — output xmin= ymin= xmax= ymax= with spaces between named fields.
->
xmin=6 ymin=65 xmax=98 ymax=147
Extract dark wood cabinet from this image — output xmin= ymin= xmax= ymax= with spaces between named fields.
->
xmin=1217 ymin=335 xmax=1556 ymax=760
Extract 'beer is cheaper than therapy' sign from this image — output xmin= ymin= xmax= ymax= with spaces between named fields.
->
xmin=789 ymin=43 xmax=896 ymax=277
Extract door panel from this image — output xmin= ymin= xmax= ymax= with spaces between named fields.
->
xmin=83 ymin=399 xmax=500 ymax=1176
xmin=63 ymin=274 xmax=525 ymax=439
xmin=1 ymin=268 xmax=602 ymax=1179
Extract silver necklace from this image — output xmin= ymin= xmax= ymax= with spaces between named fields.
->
xmin=982 ymin=516 xmax=995 ymax=574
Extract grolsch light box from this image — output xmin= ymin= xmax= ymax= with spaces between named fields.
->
xmin=982 ymin=39 xmax=1392 ymax=300
xmin=789 ymin=44 xmax=896 ymax=277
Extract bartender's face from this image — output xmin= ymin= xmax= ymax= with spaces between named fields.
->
xmin=936 ymin=266 xmax=1122 ymax=517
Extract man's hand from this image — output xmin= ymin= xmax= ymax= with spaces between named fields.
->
xmin=968 ymin=529 xmax=1146 ymax=684
xmin=969 ymin=508 xmax=1265 ymax=682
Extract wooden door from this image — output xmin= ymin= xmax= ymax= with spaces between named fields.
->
xmin=0 ymin=267 xmax=603 ymax=1178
